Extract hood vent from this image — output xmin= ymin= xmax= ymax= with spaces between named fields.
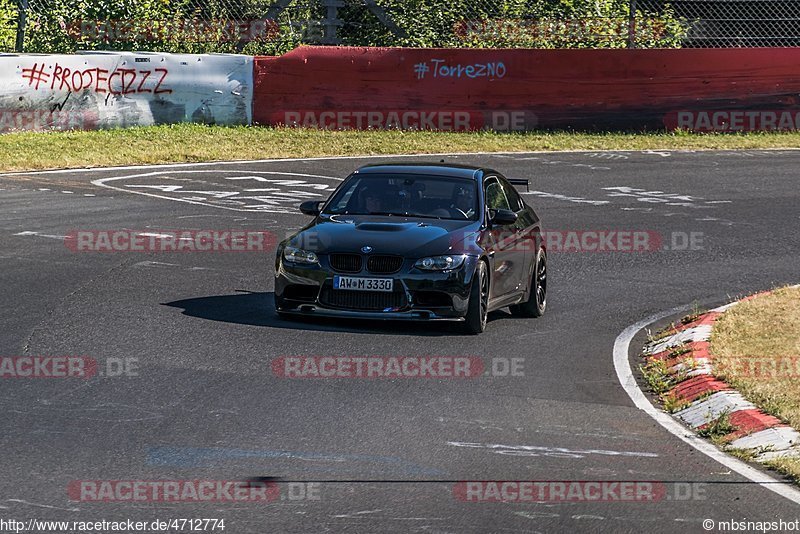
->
xmin=355 ymin=223 xmax=408 ymax=232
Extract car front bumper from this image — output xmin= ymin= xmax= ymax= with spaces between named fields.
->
xmin=274 ymin=254 xmax=479 ymax=321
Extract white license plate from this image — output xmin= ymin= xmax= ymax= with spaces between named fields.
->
xmin=333 ymin=276 xmax=393 ymax=292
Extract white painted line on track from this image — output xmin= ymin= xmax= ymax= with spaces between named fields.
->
xmin=613 ymin=306 xmax=800 ymax=506
xmin=90 ymin=170 xmax=341 ymax=214
xmin=13 ymin=231 xmax=68 ymax=240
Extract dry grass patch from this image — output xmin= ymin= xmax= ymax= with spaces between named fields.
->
xmin=711 ymin=285 xmax=800 ymax=477
xmin=764 ymin=456 xmax=800 ymax=484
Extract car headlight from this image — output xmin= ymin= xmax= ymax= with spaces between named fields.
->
xmin=414 ymin=255 xmax=467 ymax=271
xmin=283 ymin=246 xmax=319 ymax=265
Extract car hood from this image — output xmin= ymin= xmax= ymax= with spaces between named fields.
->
xmin=289 ymin=215 xmax=480 ymax=258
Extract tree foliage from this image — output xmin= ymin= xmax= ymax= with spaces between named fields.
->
xmin=0 ymin=0 xmax=17 ymax=52
xmin=9 ymin=0 xmax=688 ymax=54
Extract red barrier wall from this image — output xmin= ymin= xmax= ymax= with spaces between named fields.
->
xmin=254 ymin=47 xmax=800 ymax=131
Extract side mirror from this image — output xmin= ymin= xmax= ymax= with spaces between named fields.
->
xmin=490 ymin=209 xmax=518 ymax=226
xmin=299 ymin=200 xmax=322 ymax=216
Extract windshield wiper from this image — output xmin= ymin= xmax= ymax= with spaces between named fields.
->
xmin=330 ymin=211 xmax=458 ymax=220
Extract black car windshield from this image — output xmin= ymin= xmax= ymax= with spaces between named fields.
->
xmin=322 ymin=174 xmax=479 ymax=221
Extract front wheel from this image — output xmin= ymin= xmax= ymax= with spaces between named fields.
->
xmin=510 ymin=248 xmax=546 ymax=318
xmin=463 ymin=261 xmax=489 ymax=335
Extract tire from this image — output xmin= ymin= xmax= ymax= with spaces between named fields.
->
xmin=463 ymin=261 xmax=489 ymax=335
xmin=510 ymin=248 xmax=547 ymax=318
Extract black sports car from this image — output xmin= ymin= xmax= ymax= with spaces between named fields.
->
xmin=274 ymin=163 xmax=546 ymax=334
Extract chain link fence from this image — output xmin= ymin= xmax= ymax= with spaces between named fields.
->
xmin=2 ymin=0 xmax=800 ymax=54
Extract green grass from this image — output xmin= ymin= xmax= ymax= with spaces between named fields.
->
xmin=647 ymin=308 xmax=708 ymax=343
xmin=2 ymin=124 xmax=800 ymax=172
xmin=639 ymin=354 xmax=698 ymax=413
xmin=764 ymin=456 xmax=800 ymax=484
xmin=697 ymin=410 xmax=736 ymax=441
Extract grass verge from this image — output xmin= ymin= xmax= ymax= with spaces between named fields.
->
xmin=711 ymin=285 xmax=800 ymax=480
xmin=2 ymin=124 xmax=800 ymax=172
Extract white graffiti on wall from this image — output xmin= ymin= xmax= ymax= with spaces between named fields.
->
xmin=414 ymin=59 xmax=507 ymax=80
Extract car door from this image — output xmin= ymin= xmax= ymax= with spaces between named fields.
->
xmin=484 ymin=177 xmax=525 ymax=300
xmin=499 ymin=176 xmax=535 ymax=292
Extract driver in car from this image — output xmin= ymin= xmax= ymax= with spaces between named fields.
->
xmin=452 ymin=186 xmax=475 ymax=219
xmin=358 ymin=186 xmax=384 ymax=214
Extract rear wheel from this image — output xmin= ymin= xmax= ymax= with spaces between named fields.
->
xmin=463 ymin=261 xmax=489 ymax=334
xmin=510 ymin=248 xmax=546 ymax=318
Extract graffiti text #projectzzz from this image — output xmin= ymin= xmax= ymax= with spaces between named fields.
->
xmin=21 ymin=63 xmax=172 ymax=95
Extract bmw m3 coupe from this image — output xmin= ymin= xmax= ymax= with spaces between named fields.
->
xmin=274 ymin=163 xmax=546 ymax=334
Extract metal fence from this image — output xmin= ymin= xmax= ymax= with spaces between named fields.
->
xmin=2 ymin=0 xmax=800 ymax=54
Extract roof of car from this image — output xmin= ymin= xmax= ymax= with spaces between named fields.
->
xmin=356 ymin=163 xmax=498 ymax=180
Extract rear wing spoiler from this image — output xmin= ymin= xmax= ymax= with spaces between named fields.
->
xmin=507 ymin=178 xmax=530 ymax=192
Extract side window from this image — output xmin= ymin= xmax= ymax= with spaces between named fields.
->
xmin=485 ymin=179 xmax=510 ymax=211
xmin=500 ymin=178 xmax=524 ymax=212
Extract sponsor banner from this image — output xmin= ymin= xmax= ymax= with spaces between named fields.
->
xmin=65 ymin=230 xmax=277 ymax=253
xmin=0 ymin=52 xmax=253 ymax=132
xmin=68 ymin=480 xmax=279 ymax=502
xmin=665 ymin=110 xmax=800 ymax=132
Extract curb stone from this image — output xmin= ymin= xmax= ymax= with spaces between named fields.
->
xmin=641 ymin=286 xmax=800 ymax=463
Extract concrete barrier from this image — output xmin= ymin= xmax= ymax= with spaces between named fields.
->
xmin=0 ymin=52 xmax=252 ymax=132
xmin=5 ymin=47 xmax=800 ymax=133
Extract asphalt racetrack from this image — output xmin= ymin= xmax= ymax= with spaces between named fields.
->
xmin=1 ymin=150 xmax=799 ymax=533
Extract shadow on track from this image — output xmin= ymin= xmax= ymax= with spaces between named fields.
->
xmin=163 ymin=290 xmax=512 ymax=336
